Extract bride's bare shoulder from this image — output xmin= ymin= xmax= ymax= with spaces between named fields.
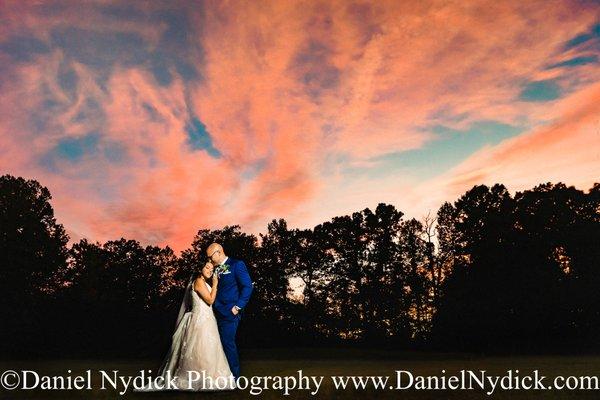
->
xmin=193 ymin=276 xmax=204 ymax=289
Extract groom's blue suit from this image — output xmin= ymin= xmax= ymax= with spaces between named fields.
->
xmin=214 ymin=257 xmax=253 ymax=378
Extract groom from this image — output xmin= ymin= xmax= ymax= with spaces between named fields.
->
xmin=206 ymin=243 xmax=253 ymax=379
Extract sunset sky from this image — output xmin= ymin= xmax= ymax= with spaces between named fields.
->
xmin=1 ymin=0 xmax=599 ymax=253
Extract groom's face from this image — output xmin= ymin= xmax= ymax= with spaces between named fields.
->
xmin=206 ymin=248 xmax=221 ymax=266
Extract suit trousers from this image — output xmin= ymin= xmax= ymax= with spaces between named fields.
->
xmin=216 ymin=315 xmax=241 ymax=378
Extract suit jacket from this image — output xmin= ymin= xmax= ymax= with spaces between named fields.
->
xmin=214 ymin=257 xmax=253 ymax=320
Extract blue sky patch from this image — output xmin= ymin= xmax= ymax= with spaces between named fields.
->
xmin=0 ymin=35 xmax=49 ymax=62
xmin=55 ymin=132 xmax=101 ymax=161
xmin=50 ymin=28 xmax=148 ymax=68
xmin=185 ymin=117 xmax=221 ymax=158
xmin=564 ymin=23 xmax=600 ymax=49
xmin=357 ymin=121 xmax=524 ymax=180
xmin=547 ymin=55 xmax=598 ymax=69
xmin=57 ymin=59 xmax=79 ymax=100
xmin=519 ymin=79 xmax=562 ymax=102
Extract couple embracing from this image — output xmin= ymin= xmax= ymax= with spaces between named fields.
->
xmin=137 ymin=243 xmax=253 ymax=391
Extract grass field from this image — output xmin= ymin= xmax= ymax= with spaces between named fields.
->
xmin=2 ymin=348 xmax=600 ymax=399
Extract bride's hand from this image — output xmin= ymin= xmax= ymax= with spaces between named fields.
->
xmin=212 ymin=269 xmax=219 ymax=283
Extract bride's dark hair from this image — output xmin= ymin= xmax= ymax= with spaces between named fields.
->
xmin=186 ymin=265 xmax=201 ymax=287
xmin=194 ymin=262 xmax=214 ymax=287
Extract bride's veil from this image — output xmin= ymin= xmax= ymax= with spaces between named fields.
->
xmin=155 ymin=273 xmax=196 ymax=378
xmin=174 ymin=273 xmax=195 ymax=328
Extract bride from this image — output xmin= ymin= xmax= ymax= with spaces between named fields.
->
xmin=135 ymin=262 xmax=236 ymax=391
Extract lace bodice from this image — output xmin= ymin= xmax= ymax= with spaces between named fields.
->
xmin=190 ymin=281 xmax=213 ymax=315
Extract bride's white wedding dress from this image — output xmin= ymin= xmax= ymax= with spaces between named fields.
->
xmin=135 ymin=278 xmax=235 ymax=391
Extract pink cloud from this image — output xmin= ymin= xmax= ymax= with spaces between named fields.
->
xmin=432 ymin=80 xmax=600 ymax=198
xmin=300 ymin=79 xmax=600 ymax=228
xmin=0 ymin=1 xmax=598 ymax=252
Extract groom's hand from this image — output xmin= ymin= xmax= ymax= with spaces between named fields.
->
xmin=231 ymin=306 xmax=239 ymax=315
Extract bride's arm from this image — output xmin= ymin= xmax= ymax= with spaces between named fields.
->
xmin=194 ymin=277 xmax=217 ymax=305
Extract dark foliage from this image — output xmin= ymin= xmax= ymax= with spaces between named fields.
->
xmin=1 ymin=174 xmax=598 ymax=357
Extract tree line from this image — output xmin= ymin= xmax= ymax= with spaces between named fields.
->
xmin=0 ymin=174 xmax=598 ymax=357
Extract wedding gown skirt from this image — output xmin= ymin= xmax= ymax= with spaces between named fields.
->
xmin=135 ymin=282 xmax=235 ymax=391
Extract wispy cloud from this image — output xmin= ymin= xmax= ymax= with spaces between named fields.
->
xmin=0 ymin=1 xmax=598 ymax=251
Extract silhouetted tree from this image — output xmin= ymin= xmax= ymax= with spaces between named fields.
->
xmin=431 ymin=182 xmax=600 ymax=353
xmin=364 ymin=204 xmax=408 ymax=342
xmin=430 ymin=184 xmax=518 ymax=351
xmin=2 ymin=172 xmax=598 ymax=356
xmin=287 ymin=227 xmax=331 ymax=341
xmin=399 ymin=218 xmax=428 ymax=342
xmin=247 ymin=219 xmax=295 ymax=343
xmin=0 ymin=175 xmax=69 ymax=354
xmin=51 ymin=238 xmax=179 ymax=356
